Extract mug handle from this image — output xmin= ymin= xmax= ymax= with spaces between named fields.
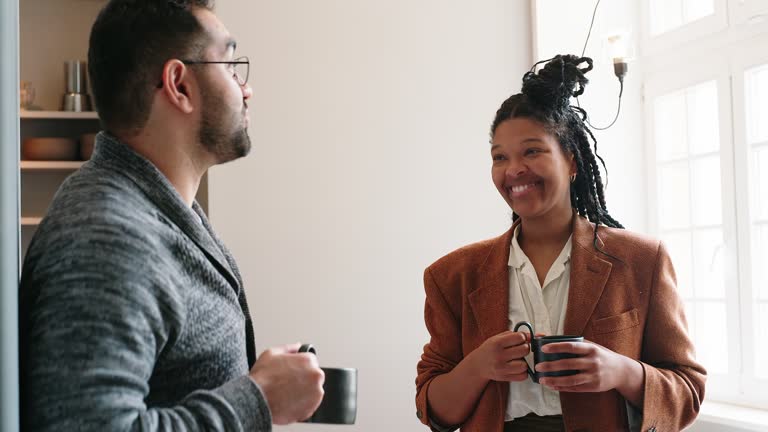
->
xmin=298 ymin=343 xmax=318 ymax=424
xmin=512 ymin=321 xmax=534 ymax=380
xmin=299 ymin=343 xmax=317 ymax=355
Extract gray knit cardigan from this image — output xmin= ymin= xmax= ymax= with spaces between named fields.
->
xmin=19 ymin=132 xmax=270 ymax=431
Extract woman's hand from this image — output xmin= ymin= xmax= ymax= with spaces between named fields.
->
xmin=466 ymin=330 xmax=531 ymax=382
xmin=424 ymin=330 xmax=535 ymax=427
xmin=533 ymin=340 xmax=644 ymax=406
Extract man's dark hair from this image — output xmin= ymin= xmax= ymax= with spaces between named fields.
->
xmin=491 ymin=55 xmax=624 ymax=250
xmin=88 ymin=0 xmax=214 ymax=135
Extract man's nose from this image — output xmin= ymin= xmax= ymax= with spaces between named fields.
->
xmin=241 ymin=82 xmax=253 ymax=100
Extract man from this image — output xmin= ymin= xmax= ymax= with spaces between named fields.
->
xmin=19 ymin=1 xmax=324 ymax=430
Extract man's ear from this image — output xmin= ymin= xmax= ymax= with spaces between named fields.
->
xmin=159 ymin=60 xmax=195 ymax=114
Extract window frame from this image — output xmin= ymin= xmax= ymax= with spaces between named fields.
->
xmin=730 ymin=37 xmax=768 ymax=408
xmin=728 ymin=0 xmax=768 ymax=28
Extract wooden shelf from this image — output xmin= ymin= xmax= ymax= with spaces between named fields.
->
xmin=20 ymin=217 xmax=42 ymax=226
xmin=20 ymin=111 xmax=98 ymax=120
xmin=21 ymin=161 xmax=85 ymax=170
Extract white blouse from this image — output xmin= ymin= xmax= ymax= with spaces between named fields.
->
xmin=505 ymin=226 xmax=573 ymax=421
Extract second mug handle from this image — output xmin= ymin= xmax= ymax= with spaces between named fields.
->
xmin=299 ymin=343 xmax=317 ymax=356
xmin=512 ymin=321 xmax=535 ymax=380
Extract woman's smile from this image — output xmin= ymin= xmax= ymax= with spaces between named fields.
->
xmin=507 ymin=181 xmax=542 ymax=199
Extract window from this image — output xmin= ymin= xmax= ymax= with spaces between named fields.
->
xmin=649 ymin=0 xmax=715 ymax=36
xmin=642 ymin=0 xmax=727 ymax=55
xmin=744 ymin=63 xmax=768 ymax=383
xmin=644 ymin=1 xmax=768 ymax=408
xmin=647 ymin=75 xmax=734 ymax=381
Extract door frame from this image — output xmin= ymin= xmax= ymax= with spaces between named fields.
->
xmin=1 ymin=0 xmax=21 ymax=431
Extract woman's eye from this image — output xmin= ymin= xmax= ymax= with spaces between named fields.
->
xmin=492 ymin=154 xmax=506 ymax=161
xmin=525 ymin=148 xmax=541 ymax=156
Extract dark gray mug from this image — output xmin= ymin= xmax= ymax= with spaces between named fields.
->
xmin=299 ymin=344 xmax=357 ymax=424
xmin=513 ymin=321 xmax=584 ymax=384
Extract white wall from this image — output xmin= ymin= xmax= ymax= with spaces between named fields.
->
xmin=211 ymin=1 xmax=531 ymax=431
xmin=533 ymin=0 xmax=647 ymax=232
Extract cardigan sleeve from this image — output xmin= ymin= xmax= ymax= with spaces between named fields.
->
xmin=637 ymin=241 xmax=707 ymax=431
xmin=20 ymin=226 xmax=272 ymax=432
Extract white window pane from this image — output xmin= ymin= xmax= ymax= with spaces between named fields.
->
xmin=693 ymin=302 xmax=728 ymax=374
xmin=687 ymin=82 xmax=720 ymax=155
xmin=650 ymin=0 xmax=683 ymax=35
xmin=683 ymin=0 xmax=714 ymax=23
xmin=658 ymin=162 xmax=691 ymax=230
xmin=655 ymin=91 xmax=688 ymax=161
xmin=745 ymin=65 xmax=768 ymax=145
xmin=691 ymin=155 xmax=722 ymax=226
xmin=753 ymin=147 xmax=768 ymax=221
xmin=692 ymin=228 xmax=725 ymax=299
xmin=753 ymin=224 xmax=768 ymax=301
xmin=663 ymin=231 xmax=693 ymax=298
xmin=755 ymin=302 xmax=768 ymax=379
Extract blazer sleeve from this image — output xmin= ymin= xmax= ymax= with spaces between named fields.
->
xmin=415 ymin=267 xmax=464 ymax=431
xmin=638 ymin=241 xmax=707 ymax=431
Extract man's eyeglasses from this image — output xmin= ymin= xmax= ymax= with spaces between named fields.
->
xmin=157 ymin=56 xmax=250 ymax=88
xmin=182 ymin=56 xmax=250 ymax=86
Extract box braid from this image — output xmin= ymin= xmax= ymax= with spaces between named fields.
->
xmin=491 ymin=54 xmax=623 ymax=254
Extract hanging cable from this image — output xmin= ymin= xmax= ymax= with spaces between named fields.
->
xmin=589 ymin=76 xmax=624 ymax=130
xmin=575 ymin=0 xmax=624 ymax=131
xmin=581 ymin=0 xmax=601 ymax=57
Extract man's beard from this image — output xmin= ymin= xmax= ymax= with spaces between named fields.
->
xmin=198 ymin=83 xmax=251 ymax=163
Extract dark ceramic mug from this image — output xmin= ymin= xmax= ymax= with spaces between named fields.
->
xmin=298 ymin=344 xmax=357 ymax=424
xmin=513 ymin=321 xmax=584 ymax=384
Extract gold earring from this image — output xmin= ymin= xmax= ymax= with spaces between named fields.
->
xmin=570 ymin=173 xmax=576 ymax=183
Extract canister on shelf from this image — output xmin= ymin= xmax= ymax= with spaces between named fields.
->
xmin=62 ymin=60 xmax=91 ymax=112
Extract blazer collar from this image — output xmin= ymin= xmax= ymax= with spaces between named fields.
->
xmin=564 ymin=215 xmax=612 ymax=336
xmin=468 ymin=213 xmax=612 ymax=340
xmin=468 ymin=227 xmax=513 ymax=341
xmin=90 ymin=132 xmax=242 ymax=292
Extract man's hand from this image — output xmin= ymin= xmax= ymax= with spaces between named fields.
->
xmin=249 ymin=343 xmax=325 ymax=425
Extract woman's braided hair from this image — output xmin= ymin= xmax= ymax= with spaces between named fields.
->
xmin=491 ymin=55 xmax=624 ymax=249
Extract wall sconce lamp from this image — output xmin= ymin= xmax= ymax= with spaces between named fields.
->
xmin=604 ymin=32 xmax=633 ymax=82
xmin=583 ymin=32 xmax=635 ymax=131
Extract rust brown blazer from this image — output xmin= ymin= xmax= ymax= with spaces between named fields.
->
xmin=416 ymin=215 xmax=706 ymax=432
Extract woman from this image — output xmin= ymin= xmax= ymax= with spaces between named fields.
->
xmin=415 ymin=55 xmax=705 ymax=432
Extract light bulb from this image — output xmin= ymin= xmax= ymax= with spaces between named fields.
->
xmin=603 ymin=32 xmax=634 ymax=81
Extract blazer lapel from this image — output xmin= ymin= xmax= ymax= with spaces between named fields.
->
xmin=468 ymin=226 xmax=515 ymax=340
xmin=563 ymin=216 xmax=613 ymax=336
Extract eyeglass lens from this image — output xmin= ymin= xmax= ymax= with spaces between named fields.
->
xmin=234 ymin=59 xmax=249 ymax=85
